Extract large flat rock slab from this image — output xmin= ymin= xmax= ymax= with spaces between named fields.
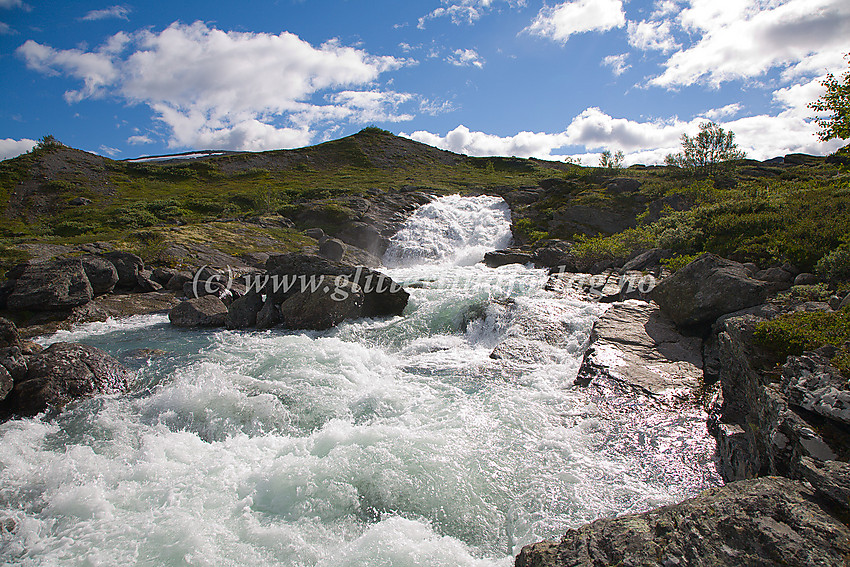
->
xmin=577 ymin=300 xmax=703 ymax=397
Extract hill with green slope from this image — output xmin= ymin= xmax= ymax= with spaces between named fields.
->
xmin=1 ymin=128 xmax=849 ymax=279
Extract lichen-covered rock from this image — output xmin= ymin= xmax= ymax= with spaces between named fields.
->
xmin=318 ymin=238 xmax=346 ymax=262
xmin=6 ymin=258 xmax=93 ymax=311
xmin=225 ymin=293 xmax=264 ymax=330
xmin=0 ymin=342 xmax=133 ymax=416
xmin=0 ymin=366 xmax=11 ymax=402
xmin=515 ymin=477 xmax=850 ymax=567
xmin=651 ymin=253 xmax=774 ymax=328
xmin=168 ymin=296 xmax=228 ymax=327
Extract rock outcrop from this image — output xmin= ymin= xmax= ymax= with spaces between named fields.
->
xmin=1 ymin=342 xmax=133 ymax=416
xmin=516 ymin=476 xmax=850 ymax=567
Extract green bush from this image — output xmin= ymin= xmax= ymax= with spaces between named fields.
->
xmin=754 ymin=309 xmax=850 ymax=377
xmin=661 ymin=254 xmax=700 ymax=273
xmin=816 ymin=244 xmax=850 ymax=283
xmin=52 ymin=221 xmax=91 ymax=237
xmin=572 ymin=225 xmax=657 ymax=265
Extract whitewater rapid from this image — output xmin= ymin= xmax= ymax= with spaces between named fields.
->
xmin=0 ymin=195 xmax=720 ymax=566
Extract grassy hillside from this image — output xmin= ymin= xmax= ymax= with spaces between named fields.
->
xmin=1 ymin=127 xmax=849 ymax=277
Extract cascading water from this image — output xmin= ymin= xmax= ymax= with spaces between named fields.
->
xmin=0 ymin=195 xmax=721 ymax=566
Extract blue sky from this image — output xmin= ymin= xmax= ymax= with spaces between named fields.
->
xmin=0 ymin=0 xmax=847 ymax=164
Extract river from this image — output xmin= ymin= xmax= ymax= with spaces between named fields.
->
xmin=0 ymin=195 xmax=720 ymax=566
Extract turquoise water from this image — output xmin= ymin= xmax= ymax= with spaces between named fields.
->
xmin=0 ymin=196 xmax=720 ymax=566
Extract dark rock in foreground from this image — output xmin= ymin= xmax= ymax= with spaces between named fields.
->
xmin=169 ymin=295 xmax=228 ymax=327
xmin=1 ymin=342 xmax=133 ymax=416
xmin=102 ymin=251 xmax=144 ymax=289
xmin=516 ymin=476 xmax=850 ymax=567
xmin=279 ymin=280 xmax=364 ymax=330
xmin=484 ymin=249 xmax=534 ymax=268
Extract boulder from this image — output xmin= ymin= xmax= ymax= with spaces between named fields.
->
xmin=69 ymin=196 xmax=92 ymax=206
xmin=255 ymin=298 xmax=281 ymax=330
xmin=1 ymin=343 xmax=133 ymax=416
xmin=650 ymin=253 xmax=774 ymax=328
xmin=483 ymin=250 xmax=534 ymax=268
xmin=225 ymin=293 xmax=264 ymax=330
xmin=151 ymin=267 xmax=179 ymax=286
xmin=620 ymin=248 xmax=673 ymax=272
xmin=337 ymin=222 xmax=388 ymax=256
xmin=304 ymin=227 xmax=326 ymax=241
xmin=266 ymin=253 xmax=408 ymax=317
xmin=168 ymin=296 xmax=228 ymax=327
xmin=755 ymin=266 xmax=794 ymax=286
xmin=576 ymin=300 xmax=703 ymax=397
xmin=0 ymin=366 xmax=11 ymax=402
xmin=102 ymin=251 xmax=144 ymax=288
xmin=136 ymin=270 xmax=164 ymax=292
xmin=240 ymin=252 xmax=270 ymax=269
xmin=6 ymin=258 xmax=93 ymax=311
xmin=318 ymin=238 xmax=346 ymax=262
xmin=165 ymin=271 xmax=192 ymax=291
xmin=794 ymin=272 xmax=819 ymax=286
xmin=798 ymin=457 xmax=850 ymax=512
xmin=81 ymin=255 xmax=119 ymax=295
xmin=0 ymin=317 xmax=20 ymax=348
xmin=604 ymin=177 xmax=641 ymax=194
xmin=279 ymin=280 xmax=364 ymax=330
xmin=532 ymin=240 xmax=577 ymax=271
xmin=0 ymin=346 xmax=28 ymax=382
xmin=516 ymin=477 xmax=850 ymax=567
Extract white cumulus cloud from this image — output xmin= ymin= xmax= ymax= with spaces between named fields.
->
xmin=524 ymin=0 xmax=626 ymax=43
xmin=650 ymin=0 xmax=850 ymax=88
xmin=447 ymin=48 xmax=485 ymax=68
xmin=627 ymin=19 xmax=680 ymax=53
xmin=602 ymin=53 xmax=630 ymax=76
xmin=16 ymin=22 xmax=421 ymax=151
xmin=0 ymin=138 xmax=37 ymax=160
xmin=418 ymin=0 xmax=525 ymax=29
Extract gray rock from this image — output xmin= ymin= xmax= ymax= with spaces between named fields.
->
xmin=1 ymin=343 xmax=133 ymax=416
xmin=516 ymin=476 xmax=850 ymax=567
xmin=7 ymin=258 xmax=93 ymax=311
xmin=266 ymin=253 xmax=408 ymax=318
xmin=240 ymin=252 xmax=270 ymax=269
xmin=604 ymin=177 xmax=641 ymax=194
xmin=781 ymin=353 xmax=850 ymax=425
xmin=484 ymin=249 xmax=534 ymax=268
xmin=0 ymin=346 xmax=28 ymax=382
xmin=81 ymin=255 xmax=119 ymax=295
xmin=0 ymin=317 xmax=20 ymax=348
xmin=255 ymin=298 xmax=281 ymax=330
xmin=0 ymin=366 xmax=11 ymax=402
xmin=742 ymin=262 xmax=759 ymax=276
xmin=337 ymin=222 xmax=387 ymax=256
xmin=532 ymin=240 xmax=577 ymax=271
xmin=798 ymin=457 xmax=850 ymax=512
xmin=576 ymin=300 xmax=703 ymax=396
xmin=840 ymin=292 xmax=850 ymax=310
xmin=755 ymin=266 xmax=794 ymax=284
xmin=225 ymin=293 xmax=264 ymax=330
xmin=165 ymin=272 xmax=192 ymax=291
xmin=651 ymin=253 xmax=773 ymax=328
xmin=318 ymin=238 xmax=346 ymax=261
xmin=102 ymin=251 xmax=144 ymax=289
xmin=279 ymin=280 xmax=364 ymax=330
xmin=793 ymin=272 xmax=819 ymax=286
xmin=151 ymin=267 xmax=179 ymax=286
xmin=136 ymin=270 xmax=164 ymax=292
xmin=620 ymin=248 xmax=673 ymax=272
xmin=304 ymin=227 xmax=326 ymax=241
xmin=168 ymin=296 xmax=228 ymax=327
xmin=69 ymin=196 xmax=92 ymax=206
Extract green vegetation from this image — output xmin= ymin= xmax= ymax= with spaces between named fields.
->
xmin=809 ymin=53 xmax=850 ymax=141
xmin=754 ymin=308 xmax=850 ymax=378
xmin=599 ymin=150 xmax=624 ymax=169
xmin=665 ymin=122 xmax=746 ymax=177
